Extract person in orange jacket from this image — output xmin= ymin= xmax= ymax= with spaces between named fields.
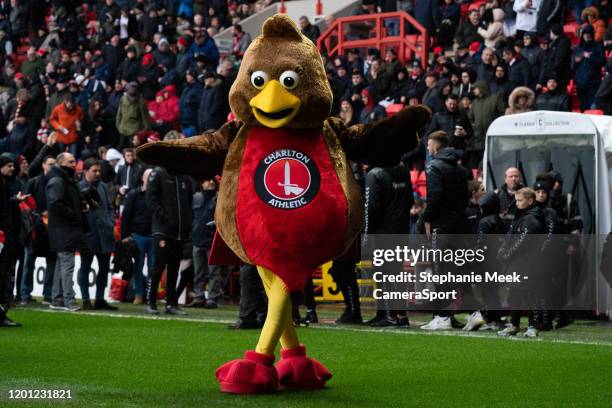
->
xmin=49 ymin=94 xmax=84 ymax=156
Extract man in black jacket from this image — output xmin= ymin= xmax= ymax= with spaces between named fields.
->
xmin=78 ymin=158 xmax=118 ymax=311
xmin=497 ymin=167 xmax=524 ymax=229
xmin=45 ymin=153 xmax=84 ymax=312
xmin=0 ymin=154 xmax=28 ymax=327
xmin=541 ymin=24 xmax=572 ymax=90
xmin=364 ymin=160 xmax=414 ymax=327
xmin=186 ymin=179 xmax=224 ymax=308
xmin=197 ymin=73 xmax=228 ymax=133
xmin=427 ymin=94 xmax=473 ymax=151
xmin=145 ymin=166 xmax=192 ymax=315
xmin=535 ymin=76 xmax=572 ymax=111
xmin=497 ymin=187 xmax=545 ymax=337
xmin=121 ymin=168 xmax=154 ymax=305
xmin=115 ymin=148 xmax=144 ymax=205
xmin=24 ymin=155 xmax=57 ymax=304
xmin=421 ymin=131 xmax=469 ymax=330
xmin=502 ymin=47 xmax=530 ymax=89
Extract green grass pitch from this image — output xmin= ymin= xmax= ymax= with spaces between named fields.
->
xmin=1 ymin=307 xmax=611 ymax=407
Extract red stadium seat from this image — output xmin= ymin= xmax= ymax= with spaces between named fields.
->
xmin=584 ymin=110 xmax=604 ymax=115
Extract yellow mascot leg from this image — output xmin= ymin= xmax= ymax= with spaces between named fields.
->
xmin=255 ymin=266 xmax=299 ymax=355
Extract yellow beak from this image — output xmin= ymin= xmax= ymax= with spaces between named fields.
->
xmin=249 ymin=80 xmax=301 ymax=128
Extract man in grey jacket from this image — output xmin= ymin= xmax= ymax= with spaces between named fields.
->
xmin=78 ymin=158 xmax=118 ymax=310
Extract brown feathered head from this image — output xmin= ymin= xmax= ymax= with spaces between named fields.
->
xmin=229 ymin=14 xmax=332 ymax=129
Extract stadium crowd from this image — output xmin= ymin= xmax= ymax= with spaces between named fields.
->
xmin=0 ymin=0 xmax=610 ymax=337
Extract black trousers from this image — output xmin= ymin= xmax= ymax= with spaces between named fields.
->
xmin=238 ymin=264 xmax=267 ymax=323
xmin=147 ymin=237 xmax=182 ymax=307
xmin=0 ymin=245 xmax=14 ymax=313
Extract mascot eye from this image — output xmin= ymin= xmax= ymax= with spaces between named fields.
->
xmin=279 ymin=70 xmax=299 ymax=89
xmin=250 ymin=71 xmax=269 ymax=89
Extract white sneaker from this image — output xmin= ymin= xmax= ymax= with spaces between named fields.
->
xmin=420 ymin=315 xmax=452 ymax=330
xmin=523 ymin=326 xmax=539 ymax=338
xmin=49 ymin=304 xmax=68 ymax=311
xmin=462 ymin=311 xmax=485 ymax=331
xmin=479 ymin=322 xmax=502 ymax=331
xmin=497 ymin=325 xmax=520 ymax=337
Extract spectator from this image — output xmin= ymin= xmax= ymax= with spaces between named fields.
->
xmin=438 ymin=0 xmax=460 ymax=47
xmin=189 ymin=31 xmax=220 ymax=70
xmin=45 ymin=152 xmax=83 ymax=312
xmin=228 ymin=264 xmax=267 ymax=329
xmin=339 ymin=99 xmax=358 ymax=126
xmin=49 ymin=94 xmax=84 ymax=156
xmin=299 ymin=16 xmax=320 ymax=44
xmin=453 ymin=10 xmax=482 ymax=51
xmin=520 ymin=32 xmax=544 ymax=87
xmin=497 ymin=187 xmax=545 ymax=337
xmin=363 ymin=160 xmax=414 ymax=327
xmin=427 ymin=94 xmax=473 ymax=151
xmin=145 ymin=156 xmax=193 ymax=315
xmin=580 ymin=7 xmax=606 ymax=42
xmin=23 ymin=154 xmax=56 ymax=305
xmin=197 ymin=72 xmax=228 ymax=132
xmin=153 ymin=38 xmax=177 ymax=69
xmin=502 ymin=46 xmax=530 ymax=89
xmin=542 ymin=24 xmax=572 ymax=90
xmin=489 ymin=64 xmax=513 ymax=103
xmin=537 ymin=0 xmax=564 ymax=35
xmin=594 ymin=59 xmax=612 ymax=115
xmin=514 ymin=0 xmax=541 ymax=37
xmin=467 ymin=81 xmax=506 ymax=169
xmin=77 ymin=158 xmax=117 ymax=311
xmin=358 ymin=88 xmax=386 ymax=124
xmin=497 ymin=167 xmax=524 ymax=228
xmin=421 ymin=131 xmax=469 ymax=330
xmin=478 ymin=8 xmax=506 ymax=49
xmin=231 ymin=24 xmax=252 ymax=59
xmin=473 ymin=47 xmax=496 ymax=83
xmin=572 ymin=25 xmax=605 ymax=111
xmin=186 ymin=179 xmax=227 ymax=309
xmin=535 ymin=76 xmax=572 ymax=111
xmin=505 ymin=86 xmax=535 ymax=115
xmin=415 ymin=0 xmax=442 ymax=40
xmin=117 ymin=47 xmax=141 ymax=82
xmin=179 ymin=70 xmax=203 ymax=132
xmin=121 ymin=168 xmax=154 ymax=305
xmin=116 ymin=82 xmax=150 ymax=149
xmin=115 ymin=148 xmax=144 ymax=204
xmin=0 ymin=153 xmax=27 ymax=327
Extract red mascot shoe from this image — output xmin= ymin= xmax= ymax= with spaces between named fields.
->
xmin=215 ymin=350 xmax=278 ymax=394
xmin=275 ymin=345 xmax=332 ymax=389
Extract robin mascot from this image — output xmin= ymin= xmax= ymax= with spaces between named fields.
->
xmin=137 ymin=14 xmax=430 ymax=394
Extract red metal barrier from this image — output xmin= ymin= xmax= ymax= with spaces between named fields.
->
xmin=317 ymin=11 xmax=429 ymax=68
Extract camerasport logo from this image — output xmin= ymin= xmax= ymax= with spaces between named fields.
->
xmin=255 ymin=149 xmax=320 ymax=210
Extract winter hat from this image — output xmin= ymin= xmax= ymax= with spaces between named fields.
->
xmin=164 ymin=130 xmax=182 ymax=141
xmin=147 ymin=133 xmax=161 ymax=143
xmin=469 ymin=42 xmax=481 ymax=53
xmin=533 ymin=180 xmax=551 ymax=193
xmin=14 ymin=72 xmax=25 ymax=80
xmin=178 ymin=36 xmax=188 ymax=47
xmin=142 ymin=53 xmax=154 ymax=66
xmin=0 ymin=152 xmax=18 ymax=169
xmin=105 ymin=148 xmax=123 ymax=162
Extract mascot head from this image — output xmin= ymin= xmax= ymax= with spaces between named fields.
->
xmin=229 ymin=14 xmax=333 ymax=129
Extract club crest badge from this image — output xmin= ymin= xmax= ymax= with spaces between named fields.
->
xmin=255 ymin=149 xmax=320 ymax=209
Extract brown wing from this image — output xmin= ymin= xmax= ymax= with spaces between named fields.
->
xmin=328 ymin=104 xmax=431 ymax=167
xmin=136 ymin=121 xmax=241 ymax=180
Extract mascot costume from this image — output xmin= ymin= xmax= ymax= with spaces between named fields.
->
xmin=137 ymin=14 xmax=430 ymax=394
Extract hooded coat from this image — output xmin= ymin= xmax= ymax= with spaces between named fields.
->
xmin=572 ymin=25 xmax=605 ymax=89
xmin=116 ymin=93 xmax=151 ymax=136
xmin=478 ymin=8 xmax=505 ymax=48
xmin=468 ymin=81 xmax=506 ymax=151
xmin=505 ymin=86 xmax=535 ymax=115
